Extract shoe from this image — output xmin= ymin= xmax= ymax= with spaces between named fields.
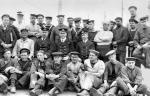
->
xmin=117 ymin=90 xmax=124 ymax=96
xmin=77 ymin=90 xmax=89 ymax=96
xmin=10 ymin=86 xmax=16 ymax=93
xmin=90 ymin=88 xmax=103 ymax=96
xmin=29 ymin=90 xmax=38 ymax=96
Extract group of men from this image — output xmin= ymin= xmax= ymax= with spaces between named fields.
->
xmin=0 ymin=5 xmax=150 ymax=96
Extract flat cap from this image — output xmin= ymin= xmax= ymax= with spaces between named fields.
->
xmin=20 ymin=48 xmax=30 ymax=54
xmin=20 ymin=28 xmax=28 ymax=32
xmin=129 ymin=18 xmax=138 ymax=24
xmin=110 ymin=20 xmax=116 ymax=25
xmin=89 ymin=49 xmax=99 ymax=56
xmin=115 ymin=17 xmax=122 ymax=21
xmin=30 ymin=14 xmax=37 ymax=17
xmin=52 ymin=52 xmax=63 ymax=56
xmin=69 ymin=51 xmax=80 ymax=55
xmin=105 ymin=50 xmax=116 ymax=56
xmin=83 ymin=19 xmax=89 ymax=22
xmin=74 ymin=17 xmax=81 ymax=23
xmin=17 ymin=11 xmax=24 ymax=16
xmin=87 ymin=20 xmax=94 ymax=24
xmin=45 ymin=16 xmax=52 ymax=19
xmin=126 ymin=57 xmax=136 ymax=61
xmin=67 ymin=17 xmax=73 ymax=19
xmin=10 ymin=17 xmax=16 ymax=21
xmin=59 ymin=27 xmax=68 ymax=32
xmin=128 ymin=6 xmax=137 ymax=10
xmin=140 ymin=16 xmax=149 ymax=21
xmin=57 ymin=15 xmax=65 ymax=18
xmin=37 ymin=14 xmax=44 ymax=18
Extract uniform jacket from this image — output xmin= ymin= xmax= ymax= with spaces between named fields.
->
xmin=104 ymin=60 xmax=124 ymax=81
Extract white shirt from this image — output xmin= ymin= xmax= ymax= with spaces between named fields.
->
xmin=94 ymin=30 xmax=113 ymax=45
xmin=84 ymin=59 xmax=105 ymax=77
xmin=12 ymin=38 xmax=34 ymax=58
xmin=25 ymin=23 xmax=41 ymax=35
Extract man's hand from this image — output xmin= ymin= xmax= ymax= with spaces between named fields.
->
xmin=128 ymin=41 xmax=134 ymax=46
xmin=137 ymin=45 xmax=142 ymax=49
xmin=46 ymin=74 xmax=59 ymax=80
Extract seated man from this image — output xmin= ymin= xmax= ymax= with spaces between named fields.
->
xmin=77 ymin=49 xmax=105 ymax=96
xmin=15 ymin=48 xmax=32 ymax=88
xmin=45 ymin=52 xmax=67 ymax=96
xmin=67 ymin=51 xmax=83 ymax=92
xmin=0 ymin=49 xmax=20 ymax=93
xmin=116 ymin=57 xmax=150 ymax=96
xmin=12 ymin=28 xmax=34 ymax=60
xmin=133 ymin=16 xmax=150 ymax=68
xmin=90 ymin=50 xmax=124 ymax=96
xmin=76 ymin=32 xmax=95 ymax=62
xmin=29 ymin=50 xmax=50 ymax=96
xmin=34 ymin=28 xmax=54 ymax=59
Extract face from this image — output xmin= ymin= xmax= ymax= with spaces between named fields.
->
xmin=109 ymin=22 xmax=115 ymax=30
xmin=89 ymin=52 xmax=97 ymax=61
xmin=129 ymin=8 xmax=136 ymax=17
xmin=115 ymin=19 xmax=122 ymax=26
xmin=129 ymin=22 xmax=136 ymax=29
xmin=83 ymin=22 xmax=88 ymax=28
xmin=4 ymin=51 xmax=11 ymax=59
xmin=54 ymin=56 xmax=62 ymax=63
xmin=108 ymin=54 xmax=116 ymax=62
xmin=2 ymin=17 xmax=10 ymax=26
xmin=9 ymin=20 xmax=13 ymax=25
xmin=17 ymin=15 xmax=23 ymax=22
xmin=20 ymin=52 xmax=29 ymax=61
xmin=82 ymin=34 xmax=88 ymax=40
xmin=46 ymin=19 xmax=52 ymax=24
xmin=20 ymin=31 xmax=28 ymax=38
xmin=42 ymin=31 xmax=48 ymax=37
xmin=67 ymin=19 xmax=73 ymax=25
xmin=140 ymin=20 xmax=147 ymax=26
xmin=37 ymin=52 xmax=45 ymax=61
xmin=75 ymin=22 xmax=81 ymax=28
xmin=71 ymin=55 xmax=78 ymax=63
xmin=58 ymin=17 xmax=64 ymax=24
xmin=30 ymin=16 xmax=36 ymax=24
xmin=103 ymin=23 xmax=109 ymax=31
xmin=88 ymin=22 xmax=94 ymax=30
xmin=126 ymin=61 xmax=135 ymax=69
xmin=37 ymin=16 xmax=44 ymax=23
xmin=59 ymin=32 xmax=67 ymax=38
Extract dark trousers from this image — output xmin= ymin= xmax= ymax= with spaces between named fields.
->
xmin=116 ymin=77 xmax=148 ymax=95
xmin=116 ymin=51 xmax=126 ymax=65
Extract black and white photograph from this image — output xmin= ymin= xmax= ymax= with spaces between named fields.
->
xmin=0 ymin=0 xmax=150 ymax=96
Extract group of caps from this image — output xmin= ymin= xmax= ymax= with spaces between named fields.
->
xmin=8 ymin=47 xmax=136 ymax=63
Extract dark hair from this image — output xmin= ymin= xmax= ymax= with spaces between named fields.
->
xmin=1 ymin=14 xmax=10 ymax=20
xmin=128 ymin=6 xmax=137 ymax=10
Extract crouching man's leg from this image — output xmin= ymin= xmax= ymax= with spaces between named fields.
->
xmin=48 ymin=75 xmax=68 ymax=96
xmin=29 ymin=77 xmax=45 ymax=96
xmin=29 ymin=74 xmax=38 ymax=89
xmin=18 ymin=72 xmax=31 ymax=88
xmin=9 ymin=73 xmax=17 ymax=93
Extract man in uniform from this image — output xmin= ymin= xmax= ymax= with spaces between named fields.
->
xmin=116 ymin=57 xmax=150 ymax=96
xmin=109 ymin=21 xmax=116 ymax=32
xmin=9 ymin=17 xmax=20 ymax=39
xmin=45 ymin=16 xmax=55 ymax=40
xmin=76 ymin=32 xmax=95 ymax=62
xmin=34 ymin=28 xmax=54 ymax=59
xmin=133 ymin=16 xmax=150 ymax=68
xmin=128 ymin=6 xmax=138 ymax=20
xmin=54 ymin=27 xmax=74 ymax=59
xmin=78 ymin=49 xmax=105 ymax=96
xmin=0 ymin=14 xmax=17 ymax=58
xmin=50 ymin=15 xmax=71 ymax=43
xmin=82 ymin=19 xmax=89 ymax=31
xmin=90 ymin=50 xmax=124 ymax=96
xmin=46 ymin=52 xmax=67 ymax=96
xmin=113 ymin=17 xmax=128 ymax=64
xmin=26 ymin=14 xmax=42 ymax=42
xmin=67 ymin=51 xmax=83 ymax=92
xmin=37 ymin=14 xmax=46 ymax=31
xmin=29 ymin=50 xmax=50 ymax=96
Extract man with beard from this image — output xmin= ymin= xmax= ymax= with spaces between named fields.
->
xmin=112 ymin=17 xmax=128 ymax=64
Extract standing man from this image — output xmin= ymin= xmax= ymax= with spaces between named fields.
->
xmin=133 ymin=16 xmax=150 ymax=68
xmin=45 ymin=16 xmax=55 ymax=40
xmin=90 ymin=50 xmax=124 ymax=96
xmin=82 ymin=19 xmax=89 ymax=31
xmin=116 ymin=57 xmax=150 ymax=96
xmin=78 ymin=49 xmax=105 ymax=96
xmin=109 ymin=21 xmax=116 ymax=32
xmin=113 ymin=17 xmax=128 ymax=64
xmin=0 ymin=14 xmax=17 ymax=58
xmin=37 ymin=14 xmax=46 ymax=31
xmin=50 ymin=15 xmax=70 ymax=43
xmin=9 ymin=17 xmax=20 ymax=39
xmin=15 ymin=11 xmax=25 ymax=32
xmin=128 ymin=6 xmax=138 ymax=20
xmin=26 ymin=14 xmax=42 ymax=42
